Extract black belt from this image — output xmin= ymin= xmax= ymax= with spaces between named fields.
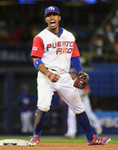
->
xmin=47 ymin=68 xmax=56 ymax=72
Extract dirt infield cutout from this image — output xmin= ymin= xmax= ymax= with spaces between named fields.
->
xmin=0 ymin=143 xmax=118 ymax=150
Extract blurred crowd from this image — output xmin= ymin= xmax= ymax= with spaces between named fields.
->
xmin=92 ymin=9 xmax=118 ymax=62
xmin=0 ymin=4 xmax=118 ymax=63
xmin=0 ymin=4 xmax=104 ymax=44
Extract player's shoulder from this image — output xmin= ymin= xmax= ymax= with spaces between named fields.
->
xmin=33 ymin=28 xmax=47 ymax=41
xmin=63 ymin=28 xmax=75 ymax=40
xmin=36 ymin=28 xmax=47 ymax=37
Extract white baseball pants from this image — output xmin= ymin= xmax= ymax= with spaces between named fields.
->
xmin=21 ymin=111 xmax=33 ymax=133
xmin=66 ymin=95 xmax=102 ymax=136
xmin=36 ymin=71 xmax=85 ymax=114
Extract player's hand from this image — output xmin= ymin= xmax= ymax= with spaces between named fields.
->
xmin=74 ymin=71 xmax=89 ymax=89
xmin=47 ymin=72 xmax=61 ymax=82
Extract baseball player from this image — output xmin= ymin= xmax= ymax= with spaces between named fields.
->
xmin=65 ymin=68 xmax=102 ymax=138
xmin=28 ymin=6 xmax=110 ymax=146
xmin=17 ymin=84 xmax=36 ymax=134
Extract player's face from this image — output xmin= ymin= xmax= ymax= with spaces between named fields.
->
xmin=45 ymin=13 xmax=61 ymax=31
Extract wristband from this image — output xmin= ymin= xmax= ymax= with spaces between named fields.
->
xmin=34 ymin=60 xmax=43 ymax=70
xmin=47 ymin=72 xmax=52 ymax=78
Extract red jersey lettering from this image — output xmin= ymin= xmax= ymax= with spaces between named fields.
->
xmin=47 ymin=44 xmax=51 ymax=50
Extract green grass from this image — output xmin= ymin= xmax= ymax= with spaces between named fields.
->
xmin=0 ymin=136 xmax=85 ymax=143
xmin=0 ymin=136 xmax=117 ymax=144
xmin=40 ymin=137 xmax=86 ymax=143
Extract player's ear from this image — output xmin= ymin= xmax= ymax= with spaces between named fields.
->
xmin=59 ymin=16 xmax=61 ymax=21
xmin=45 ymin=18 xmax=47 ymax=23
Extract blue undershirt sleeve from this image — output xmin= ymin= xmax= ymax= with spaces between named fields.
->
xmin=71 ymin=57 xmax=82 ymax=73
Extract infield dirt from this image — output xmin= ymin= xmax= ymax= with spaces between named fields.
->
xmin=0 ymin=143 xmax=117 ymax=150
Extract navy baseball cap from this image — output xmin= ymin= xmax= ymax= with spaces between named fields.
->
xmin=45 ymin=6 xmax=60 ymax=17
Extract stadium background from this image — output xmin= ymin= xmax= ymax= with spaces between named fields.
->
xmin=0 ymin=0 xmax=118 ymax=137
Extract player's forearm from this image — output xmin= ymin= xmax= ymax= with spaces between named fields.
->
xmin=37 ymin=63 xmax=61 ymax=82
xmin=37 ymin=63 xmax=49 ymax=76
xmin=33 ymin=58 xmax=49 ymax=76
xmin=32 ymin=58 xmax=61 ymax=82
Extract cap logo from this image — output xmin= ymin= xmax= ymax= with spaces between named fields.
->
xmin=48 ymin=6 xmax=55 ymax=11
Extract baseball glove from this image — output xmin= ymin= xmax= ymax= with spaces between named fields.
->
xmin=74 ymin=72 xmax=89 ymax=89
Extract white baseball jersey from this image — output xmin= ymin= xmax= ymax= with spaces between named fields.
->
xmin=31 ymin=28 xmax=80 ymax=74
xmin=30 ymin=28 xmax=85 ymax=114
